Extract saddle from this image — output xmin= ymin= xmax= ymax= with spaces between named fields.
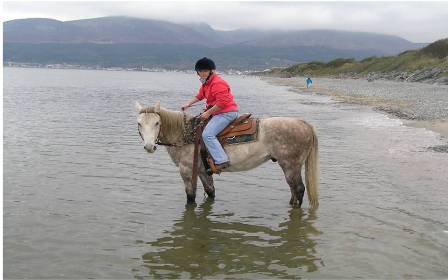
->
xmin=218 ymin=113 xmax=258 ymax=144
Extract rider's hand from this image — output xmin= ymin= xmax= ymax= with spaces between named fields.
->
xmin=181 ymin=102 xmax=190 ymax=111
xmin=200 ymin=111 xmax=211 ymax=120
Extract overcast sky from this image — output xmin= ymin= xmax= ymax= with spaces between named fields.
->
xmin=3 ymin=1 xmax=448 ymax=42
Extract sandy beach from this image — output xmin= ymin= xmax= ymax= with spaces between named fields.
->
xmin=265 ymin=77 xmax=448 ymax=139
xmin=404 ymin=119 xmax=448 ymax=139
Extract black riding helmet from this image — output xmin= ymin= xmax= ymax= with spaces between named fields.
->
xmin=195 ymin=57 xmax=216 ymax=72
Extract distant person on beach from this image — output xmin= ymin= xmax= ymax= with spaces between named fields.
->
xmin=306 ymin=77 xmax=313 ymax=88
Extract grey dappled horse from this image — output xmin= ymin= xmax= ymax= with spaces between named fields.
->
xmin=136 ymin=102 xmax=319 ymax=208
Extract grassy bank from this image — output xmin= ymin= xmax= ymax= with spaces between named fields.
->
xmin=266 ymin=38 xmax=448 ymax=83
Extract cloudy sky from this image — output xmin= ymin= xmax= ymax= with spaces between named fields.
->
xmin=3 ymin=1 xmax=448 ymax=43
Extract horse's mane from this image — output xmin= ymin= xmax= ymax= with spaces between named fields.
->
xmin=140 ymin=105 xmax=186 ymax=144
xmin=158 ymin=107 xmax=185 ymax=137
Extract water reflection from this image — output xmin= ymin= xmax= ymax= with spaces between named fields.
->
xmin=138 ymin=200 xmax=323 ymax=278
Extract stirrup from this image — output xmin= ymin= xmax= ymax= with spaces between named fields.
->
xmin=207 ymin=158 xmax=221 ymax=174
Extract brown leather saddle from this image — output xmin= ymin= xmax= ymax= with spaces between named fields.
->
xmin=218 ymin=113 xmax=257 ymax=144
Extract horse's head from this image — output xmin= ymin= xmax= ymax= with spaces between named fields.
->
xmin=135 ymin=101 xmax=161 ymax=153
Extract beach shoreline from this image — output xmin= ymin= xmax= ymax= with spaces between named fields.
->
xmin=264 ymin=76 xmax=448 ymax=139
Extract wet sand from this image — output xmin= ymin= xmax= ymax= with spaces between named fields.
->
xmin=265 ymin=77 xmax=448 ymax=138
xmin=404 ymin=119 xmax=448 ymax=139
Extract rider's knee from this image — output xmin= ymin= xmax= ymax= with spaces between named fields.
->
xmin=202 ymin=130 xmax=207 ymax=139
xmin=202 ymin=130 xmax=215 ymax=140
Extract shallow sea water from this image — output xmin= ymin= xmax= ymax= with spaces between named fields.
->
xmin=4 ymin=68 xmax=448 ymax=279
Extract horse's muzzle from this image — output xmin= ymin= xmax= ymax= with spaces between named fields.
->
xmin=144 ymin=144 xmax=157 ymax=153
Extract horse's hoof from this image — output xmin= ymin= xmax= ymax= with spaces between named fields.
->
xmin=186 ymin=194 xmax=196 ymax=204
xmin=185 ymin=202 xmax=197 ymax=210
xmin=206 ymin=189 xmax=215 ymax=199
xmin=290 ymin=199 xmax=299 ymax=208
xmin=186 ymin=200 xmax=197 ymax=206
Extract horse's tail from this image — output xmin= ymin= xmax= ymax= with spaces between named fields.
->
xmin=305 ymin=125 xmax=319 ymax=208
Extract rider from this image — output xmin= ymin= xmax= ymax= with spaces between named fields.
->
xmin=181 ymin=57 xmax=239 ymax=170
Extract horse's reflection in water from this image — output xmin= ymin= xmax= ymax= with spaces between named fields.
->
xmin=137 ymin=200 xmax=323 ymax=278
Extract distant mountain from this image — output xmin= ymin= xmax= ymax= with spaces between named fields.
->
xmin=3 ymin=16 xmax=427 ymax=70
xmin=236 ymin=30 xmax=424 ymax=54
xmin=4 ymin=16 xmax=218 ymax=46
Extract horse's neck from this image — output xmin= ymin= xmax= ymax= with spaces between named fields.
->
xmin=162 ymin=113 xmax=194 ymax=166
xmin=165 ymin=146 xmax=184 ymax=166
xmin=158 ymin=110 xmax=192 ymax=145
xmin=159 ymin=129 xmax=183 ymax=145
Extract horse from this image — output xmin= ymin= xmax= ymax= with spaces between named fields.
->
xmin=135 ymin=101 xmax=319 ymax=208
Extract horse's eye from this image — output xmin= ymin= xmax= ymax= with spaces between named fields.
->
xmin=155 ymin=122 xmax=160 ymax=126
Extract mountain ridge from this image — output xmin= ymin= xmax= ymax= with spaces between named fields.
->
xmin=3 ymin=16 xmax=428 ymax=70
xmin=4 ymin=16 xmax=424 ymax=50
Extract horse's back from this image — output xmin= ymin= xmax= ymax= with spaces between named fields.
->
xmin=260 ymin=117 xmax=315 ymax=141
xmin=259 ymin=117 xmax=315 ymax=160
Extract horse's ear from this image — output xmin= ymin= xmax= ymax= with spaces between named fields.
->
xmin=135 ymin=102 xmax=143 ymax=113
xmin=154 ymin=101 xmax=160 ymax=113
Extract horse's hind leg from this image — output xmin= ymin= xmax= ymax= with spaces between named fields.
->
xmin=296 ymin=172 xmax=306 ymax=207
xmin=199 ymin=171 xmax=215 ymax=199
xmin=280 ymin=163 xmax=305 ymax=207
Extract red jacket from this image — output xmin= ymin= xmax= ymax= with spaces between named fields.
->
xmin=195 ymin=74 xmax=238 ymax=115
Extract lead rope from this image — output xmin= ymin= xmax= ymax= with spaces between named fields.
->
xmin=191 ymin=121 xmax=205 ymax=192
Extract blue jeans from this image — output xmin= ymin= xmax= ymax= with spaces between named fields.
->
xmin=202 ymin=111 xmax=238 ymax=164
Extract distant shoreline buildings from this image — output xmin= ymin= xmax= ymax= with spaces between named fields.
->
xmin=3 ymin=62 xmax=254 ymax=75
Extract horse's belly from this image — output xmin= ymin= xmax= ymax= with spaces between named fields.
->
xmin=224 ymin=142 xmax=271 ymax=172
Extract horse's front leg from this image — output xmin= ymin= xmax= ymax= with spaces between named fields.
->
xmin=179 ymin=162 xmax=196 ymax=204
xmin=199 ymin=170 xmax=215 ymax=199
